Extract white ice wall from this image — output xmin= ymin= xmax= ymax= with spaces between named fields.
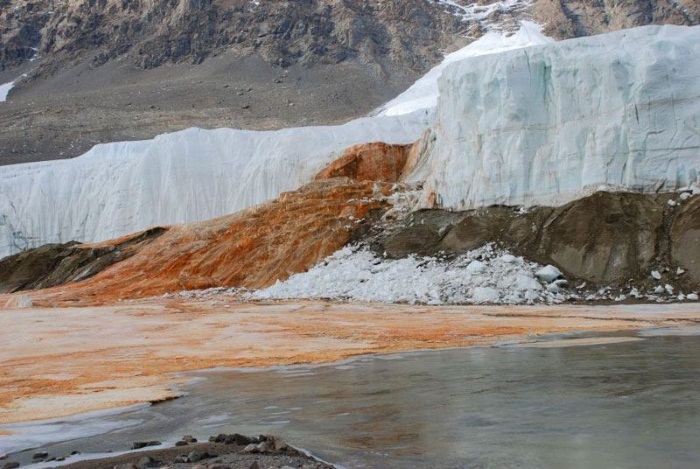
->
xmin=0 ymin=115 xmax=429 ymax=258
xmin=411 ymin=25 xmax=700 ymax=210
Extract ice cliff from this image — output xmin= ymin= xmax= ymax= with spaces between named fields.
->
xmin=0 ymin=116 xmax=428 ymax=258
xmin=410 ymin=25 xmax=700 ymax=209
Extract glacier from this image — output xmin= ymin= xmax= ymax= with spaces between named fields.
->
xmin=410 ymin=25 xmax=700 ymax=209
xmin=0 ymin=23 xmax=549 ymax=260
xmin=376 ymin=21 xmax=551 ymax=117
xmin=4 ymin=24 xmax=698 ymax=260
xmin=0 ymin=115 xmax=428 ymax=258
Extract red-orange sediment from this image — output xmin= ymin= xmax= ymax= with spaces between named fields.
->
xmin=1 ymin=299 xmax=699 ymax=425
xmin=4 ymin=179 xmax=392 ymax=307
xmin=315 ymin=142 xmax=416 ymax=182
xmin=2 ymin=152 xmax=700 ymax=428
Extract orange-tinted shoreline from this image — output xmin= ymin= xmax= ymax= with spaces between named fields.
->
xmin=2 ymin=298 xmax=699 ymax=425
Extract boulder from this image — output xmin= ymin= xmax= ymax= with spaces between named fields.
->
xmin=131 ymin=441 xmax=161 ymax=450
xmin=535 ymin=192 xmax=666 ymax=284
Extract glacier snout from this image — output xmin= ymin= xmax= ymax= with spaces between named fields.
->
xmin=413 ymin=25 xmax=700 ymax=209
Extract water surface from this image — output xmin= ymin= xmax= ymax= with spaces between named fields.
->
xmin=13 ymin=333 xmax=700 ymax=468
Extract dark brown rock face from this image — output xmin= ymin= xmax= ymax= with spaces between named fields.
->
xmin=534 ymin=193 xmax=667 ymax=284
xmin=378 ymin=192 xmax=700 ymax=288
xmin=1 ymin=0 xmax=468 ymax=75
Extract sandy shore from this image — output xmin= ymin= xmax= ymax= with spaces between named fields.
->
xmin=1 ymin=298 xmax=699 ymax=425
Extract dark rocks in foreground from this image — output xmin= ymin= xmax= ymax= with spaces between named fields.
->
xmin=45 ymin=433 xmax=331 ymax=469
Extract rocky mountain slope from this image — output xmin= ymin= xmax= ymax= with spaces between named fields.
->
xmin=1 ymin=0 xmax=696 ymax=164
xmin=534 ymin=0 xmax=699 ymax=38
xmin=0 ymin=0 xmax=479 ymax=164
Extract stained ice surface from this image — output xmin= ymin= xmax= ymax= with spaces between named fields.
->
xmin=0 ymin=115 xmax=428 ymax=258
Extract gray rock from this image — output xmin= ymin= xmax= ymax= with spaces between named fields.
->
xmin=3 ymin=463 xmax=20 ymax=469
xmin=0 ymin=227 xmax=166 ymax=293
xmin=671 ymin=197 xmax=700 ymax=287
xmin=131 ymin=441 xmax=161 ymax=450
xmin=243 ymin=444 xmax=259 ymax=454
xmin=384 ymin=224 xmax=442 ymax=258
xmin=222 ymin=433 xmax=253 ymax=445
xmin=256 ymin=442 xmax=269 ymax=453
xmin=268 ymin=435 xmax=289 ymax=451
xmin=135 ymin=456 xmax=159 ymax=469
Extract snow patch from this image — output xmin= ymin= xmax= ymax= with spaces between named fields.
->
xmin=250 ymin=244 xmax=569 ymax=305
xmin=0 ymin=81 xmax=15 ymax=102
xmin=535 ymin=265 xmax=562 ymax=283
xmin=435 ymin=0 xmax=531 ymax=27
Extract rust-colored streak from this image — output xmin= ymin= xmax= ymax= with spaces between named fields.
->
xmin=315 ymin=142 xmax=415 ymax=183
xmin=7 ymin=179 xmax=392 ymax=306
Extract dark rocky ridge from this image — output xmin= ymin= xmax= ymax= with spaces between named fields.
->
xmin=1 ymin=0 xmax=469 ymax=75
xmin=0 ymin=226 xmax=166 ymax=293
xmin=372 ymin=192 xmax=700 ymax=291
xmin=534 ymin=0 xmax=698 ymax=39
